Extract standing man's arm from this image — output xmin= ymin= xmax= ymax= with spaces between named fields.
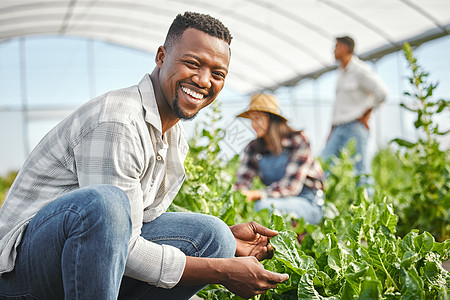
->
xmin=358 ymin=68 xmax=389 ymax=129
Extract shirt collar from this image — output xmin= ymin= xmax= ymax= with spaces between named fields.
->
xmin=344 ymin=55 xmax=359 ymax=72
xmin=138 ymin=74 xmax=163 ymax=135
xmin=338 ymin=55 xmax=358 ymax=73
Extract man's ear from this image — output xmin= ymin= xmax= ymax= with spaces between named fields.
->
xmin=155 ymin=46 xmax=166 ymax=68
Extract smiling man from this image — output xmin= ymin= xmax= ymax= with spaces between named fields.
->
xmin=0 ymin=12 xmax=288 ymax=300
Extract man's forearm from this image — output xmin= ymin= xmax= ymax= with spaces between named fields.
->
xmin=179 ymin=256 xmax=289 ymax=298
xmin=179 ymin=256 xmax=225 ymax=285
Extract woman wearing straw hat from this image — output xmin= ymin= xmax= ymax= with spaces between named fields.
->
xmin=234 ymin=93 xmax=325 ymax=225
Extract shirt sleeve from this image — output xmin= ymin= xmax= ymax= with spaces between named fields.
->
xmin=234 ymin=144 xmax=258 ymax=191
xmin=358 ymin=67 xmax=389 ymax=108
xmin=264 ymin=133 xmax=315 ymax=198
xmin=73 ymin=121 xmax=186 ymax=289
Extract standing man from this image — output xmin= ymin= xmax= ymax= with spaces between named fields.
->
xmin=321 ymin=36 xmax=388 ymax=178
xmin=0 ymin=12 xmax=288 ymax=299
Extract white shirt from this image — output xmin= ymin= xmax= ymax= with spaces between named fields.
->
xmin=332 ymin=56 xmax=388 ymax=125
xmin=0 ymin=74 xmax=189 ymax=288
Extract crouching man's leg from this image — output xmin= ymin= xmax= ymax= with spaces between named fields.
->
xmin=0 ymin=185 xmax=131 ymax=299
xmin=119 ymin=212 xmax=236 ymax=300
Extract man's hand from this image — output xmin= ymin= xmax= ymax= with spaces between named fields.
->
xmin=358 ymin=108 xmax=372 ymax=130
xmin=222 ymin=257 xmax=289 ymax=299
xmin=326 ymin=125 xmax=335 ymax=142
xmin=242 ymin=190 xmax=261 ymax=202
xmin=230 ymin=222 xmax=278 ymax=260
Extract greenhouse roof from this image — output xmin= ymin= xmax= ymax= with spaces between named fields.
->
xmin=1 ymin=0 xmax=449 ymax=94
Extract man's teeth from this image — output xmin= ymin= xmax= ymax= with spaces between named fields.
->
xmin=182 ymin=87 xmax=204 ymax=100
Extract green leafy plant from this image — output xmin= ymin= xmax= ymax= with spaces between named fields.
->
xmin=173 ymin=44 xmax=450 ymax=298
xmin=385 ymin=42 xmax=450 ymax=242
xmin=172 ymin=100 xmax=449 ymax=299
xmin=199 ymin=194 xmax=449 ymax=299
xmin=0 ymin=171 xmax=17 ymax=207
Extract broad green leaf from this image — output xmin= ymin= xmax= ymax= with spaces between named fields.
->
xmin=340 ymin=262 xmax=370 ymax=299
xmin=328 ymin=246 xmax=350 ymax=274
xmin=271 ymin=231 xmax=304 ymax=275
xmin=340 ymin=280 xmax=358 ymax=299
xmin=399 ymin=230 xmax=419 ymax=253
xmin=400 ymin=267 xmax=425 ymax=299
xmin=297 ymin=271 xmax=321 ymax=299
xmin=367 ymin=233 xmax=399 ymax=291
xmin=413 ymin=231 xmax=435 ymax=254
xmin=219 ymin=204 xmax=236 ymax=226
xmin=364 ymin=203 xmax=379 ymax=227
xmin=379 ymin=203 xmax=398 ymax=233
xmin=354 ymin=245 xmax=372 ymax=265
xmin=297 ymin=271 xmax=338 ymax=300
xmin=313 ymin=271 xmax=332 ymax=288
xmin=421 ymin=252 xmax=448 ymax=288
xmin=359 ymin=279 xmax=382 ymax=300
xmin=346 ymin=217 xmax=363 ymax=242
xmin=270 ymin=213 xmax=286 ymax=232
xmin=400 ymin=251 xmax=419 ymax=269
xmin=322 ymin=219 xmax=336 ymax=235
xmin=392 ymin=138 xmax=415 ymax=148
xmin=316 ymin=234 xmax=338 ymax=258
xmin=432 ymin=239 xmax=450 ymax=257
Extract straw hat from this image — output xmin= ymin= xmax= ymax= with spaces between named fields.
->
xmin=237 ymin=93 xmax=287 ymax=121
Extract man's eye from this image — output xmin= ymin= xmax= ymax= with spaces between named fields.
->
xmin=185 ymin=61 xmax=199 ymax=67
xmin=213 ymin=71 xmax=226 ymax=79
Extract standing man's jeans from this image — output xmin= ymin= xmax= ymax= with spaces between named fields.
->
xmin=0 ymin=185 xmax=236 ymax=300
xmin=321 ymin=120 xmax=370 ymax=176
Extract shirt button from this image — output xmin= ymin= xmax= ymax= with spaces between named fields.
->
xmin=156 ymin=155 xmax=162 ymax=161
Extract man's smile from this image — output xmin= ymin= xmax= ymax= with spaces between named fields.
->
xmin=181 ymin=86 xmax=205 ymax=102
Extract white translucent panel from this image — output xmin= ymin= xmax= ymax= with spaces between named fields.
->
xmin=1 ymin=0 xmax=449 ymax=93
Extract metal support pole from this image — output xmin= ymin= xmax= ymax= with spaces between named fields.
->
xmin=87 ymin=38 xmax=96 ymax=99
xmin=290 ymin=88 xmax=298 ymax=128
xmin=313 ymin=78 xmax=322 ymax=150
xmin=396 ymin=51 xmax=406 ymax=140
xmin=369 ymin=61 xmax=383 ymax=150
xmin=19 ymin=37 xmax=30 ymax=156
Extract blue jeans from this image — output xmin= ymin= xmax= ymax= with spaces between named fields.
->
xmin=256 ymin=152 xmax=324 ymax=225
xmin=118 ymin=212 xmax=236 ymax=299
xmin=321 ymin=120 xmax=370 ymax=175
xmin=0 ymin=185 xmax=236 ymax=300
xmin=254 ymin=187 xmax=324 ymax=224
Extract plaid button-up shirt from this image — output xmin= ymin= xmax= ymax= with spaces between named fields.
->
xmin=234 ymin=131 xmax=324 ymax=198
xmin=0 ymin=74 xmax=189 ymax=288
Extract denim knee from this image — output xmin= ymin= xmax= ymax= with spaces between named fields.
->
xmin=78 ymin=185 xmax=132 ymax=239
xmin=201 ymin=215 xmax=236 ymax=259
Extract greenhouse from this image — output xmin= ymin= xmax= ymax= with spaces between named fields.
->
xmin=0 ymin=0 xmax=449 ymax=299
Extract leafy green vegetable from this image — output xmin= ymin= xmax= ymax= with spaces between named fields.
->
xmin=170 ymin=45 xmax=450 ymax=299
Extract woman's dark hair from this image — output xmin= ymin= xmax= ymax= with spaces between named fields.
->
xmin=164 ymin=11 xmax=232 ymax=50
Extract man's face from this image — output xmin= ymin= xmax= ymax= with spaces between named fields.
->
xmin=156 ymin=28 xmax=230 ymax=120
xmin=334 ymin=41 xmax=348 ymax=61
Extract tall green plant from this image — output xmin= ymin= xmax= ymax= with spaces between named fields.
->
xmin=388 ymin=43 xmax=450 ymax=241
xmin=0 ymin=171 xmax=17 ymax=207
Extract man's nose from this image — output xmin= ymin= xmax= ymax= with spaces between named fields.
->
xmin=193 ymin=68 xmax=212 ymax=89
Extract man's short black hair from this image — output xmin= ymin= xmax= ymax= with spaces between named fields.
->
xmin=336 ymin=36 xmax=355 ymax=54
xmin=164 ymin=11 xmax=232 ymax=50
